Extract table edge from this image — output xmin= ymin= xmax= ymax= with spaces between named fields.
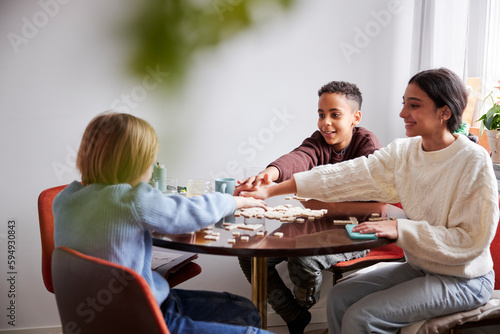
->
xmin=152 ymin=237 xmax=393 ymax=257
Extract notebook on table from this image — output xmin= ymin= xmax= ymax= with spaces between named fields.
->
xmin=151 ymin=247 xmax=198 ymax=277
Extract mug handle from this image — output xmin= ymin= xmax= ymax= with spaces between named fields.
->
xmin=221 ymin=183 xmax=227 ymax=193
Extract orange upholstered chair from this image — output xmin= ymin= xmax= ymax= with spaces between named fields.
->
xmin=330 ymin=243 xmax=405 ymax=285
xmin=52 ymin=246 xmax=169 ymax=334
xmin=329 ymin=202 xmax=405 ymax=285
xmin=38 ymin=185 xmax=67 ymax=293
xmin=38 ymin=185 xmax=201 ymax=293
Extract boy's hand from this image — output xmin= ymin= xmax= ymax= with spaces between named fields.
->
xmin=234 ymin=196 xmax=268 ymax=210
xmin=234 ymin=173 xmax=272 ymax=195
xmin=234 ymin=167 xmax=278 ymax=196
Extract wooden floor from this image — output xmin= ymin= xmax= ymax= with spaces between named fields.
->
xmin=267 ymin=323 xmax=328 ymax=334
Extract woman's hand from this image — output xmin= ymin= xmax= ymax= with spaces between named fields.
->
xmin=352 ymin=220 xmax=399 ymax=239
xmin=233 ymin=196 xmax=268 ymax=210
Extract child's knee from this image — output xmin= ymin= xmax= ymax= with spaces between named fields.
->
xmin=288 ymin=259 xmax=321 ymax=284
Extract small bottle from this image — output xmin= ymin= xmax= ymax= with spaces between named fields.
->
xmin=153 ymin=162 xmax=167 ymax=193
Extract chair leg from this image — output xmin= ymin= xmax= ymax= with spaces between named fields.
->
xmin=333 ymin=272 xmax=343 ymax=285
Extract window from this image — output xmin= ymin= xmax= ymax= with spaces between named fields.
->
xmin=465 ymin=0 xmax=500 ymax=127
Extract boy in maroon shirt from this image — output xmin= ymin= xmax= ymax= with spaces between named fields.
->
xmin=235 ymin=81 xmax=382 ymax=334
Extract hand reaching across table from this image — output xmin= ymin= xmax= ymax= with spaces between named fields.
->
xmin=233 ymin=166 xmax=278 ymax=196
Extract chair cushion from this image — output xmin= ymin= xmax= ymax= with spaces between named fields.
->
xmin=401 ymin=291 xmax=500 ymax=334
xmin=331 ymin=243 xmax=404 ymax=268
xmin=491 ymin=229 xmax=500 ymax=290
xmin=164 ymin=262 xmax=202 ymax=288
xmin=336 ymin=261 xmax=401 ymax=283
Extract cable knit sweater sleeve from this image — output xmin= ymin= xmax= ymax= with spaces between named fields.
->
xmin=294 ymin=135 xmax=499 ymax=278
xmin=294 ymin=139 xmax=401 ymax=203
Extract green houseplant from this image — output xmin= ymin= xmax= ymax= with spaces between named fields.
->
xmin=477 ymin=91 xmax=500 ymax=136
xmin=476 ymin=91 xmax=500 ymax=163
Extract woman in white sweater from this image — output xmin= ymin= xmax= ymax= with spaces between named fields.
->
xmin=240 ymin=68 xmax=499 ymax=333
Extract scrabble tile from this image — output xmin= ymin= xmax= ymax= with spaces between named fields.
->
xmin=238 ymin=224 xmax=263 ymax=231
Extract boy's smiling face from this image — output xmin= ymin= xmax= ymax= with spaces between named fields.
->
xmin=317 ymin=93 xmax=361 ymax=152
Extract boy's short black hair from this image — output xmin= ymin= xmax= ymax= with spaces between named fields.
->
xmin=318 ymin=81 xmax=362 ymax=111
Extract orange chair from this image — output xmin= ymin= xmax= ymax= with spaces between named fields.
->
xmin=38 ymin=185 xmax=201 ymax=293
xmin=329 ymin=202 xmax=405 ymax=285
xmin=52 ymin=246 xmax=169 ymax=334
xmin=329 ymin=243 xmax=405 ymax=285
xmin=38 ymin=185 xmax=67 ymax=293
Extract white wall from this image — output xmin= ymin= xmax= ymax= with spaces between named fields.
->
xmin=0 ymin=0 xmax=413 ymax=330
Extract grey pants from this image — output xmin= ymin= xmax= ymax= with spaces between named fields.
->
xmin=328 ymin=263 xmax=494 ymax=334
xmin=238 ymin=250 xmax=368 ymax=323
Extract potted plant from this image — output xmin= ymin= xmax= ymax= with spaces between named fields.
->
xmin=476 ymin=90 xmax=500 ymax=163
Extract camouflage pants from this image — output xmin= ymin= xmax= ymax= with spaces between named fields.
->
xmin=237 ymin=250 xmax=368 ymax=323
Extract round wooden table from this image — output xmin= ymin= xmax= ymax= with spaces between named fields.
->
xmin=153 ymin=200 xmax=406 ymax=328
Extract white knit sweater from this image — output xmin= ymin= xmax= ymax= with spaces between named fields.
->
xmin=294 ymin=135 xmax=499 ymax=278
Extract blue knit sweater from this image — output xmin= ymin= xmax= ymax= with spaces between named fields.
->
xmin=53 ymin=181 xmax=236 ymax=304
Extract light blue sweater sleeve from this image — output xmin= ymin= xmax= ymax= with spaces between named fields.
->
xmin=131 ymin=182 xmax=236 ymax=233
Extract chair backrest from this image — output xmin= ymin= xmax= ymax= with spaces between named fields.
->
xmin=52 ymin=247 xmax=169 ymax=334
xmin=38 ymin=185 xmax=67 ymax=293
xmin=39 ymin=184 xmax=201 ymax=295
xmin=469 ymin=127 xmax=489 ymax=152
xmin=491 ymin=196 xmax=500 ymax=290
xmin=470 ymin=129 xmax=500 ymax=288
xmin=492 ymin=234 xmax=500 ymax=290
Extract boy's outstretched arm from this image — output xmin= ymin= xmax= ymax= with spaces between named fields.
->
xmin=239 ymin=178 xmax=297 ymax=200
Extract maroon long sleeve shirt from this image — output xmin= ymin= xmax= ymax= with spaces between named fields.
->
xmin=269 ymin=127 xmax=382 ymax=183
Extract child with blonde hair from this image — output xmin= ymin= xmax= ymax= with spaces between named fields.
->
xmin=54 ymin=111 xmax=271 ymax=333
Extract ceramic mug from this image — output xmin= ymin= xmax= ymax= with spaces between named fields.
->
xmin=215 ymin=177 xmax=236 ymax=195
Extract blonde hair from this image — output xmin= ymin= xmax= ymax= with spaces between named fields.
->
xmin=77 ymin=111 xmax=159 ymax=185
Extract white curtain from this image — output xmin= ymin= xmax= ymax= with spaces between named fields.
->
xmin=482 ymin=0 xmax=500 ymax=94
xmin=410 ymin=0 xmax=470 ymax=79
